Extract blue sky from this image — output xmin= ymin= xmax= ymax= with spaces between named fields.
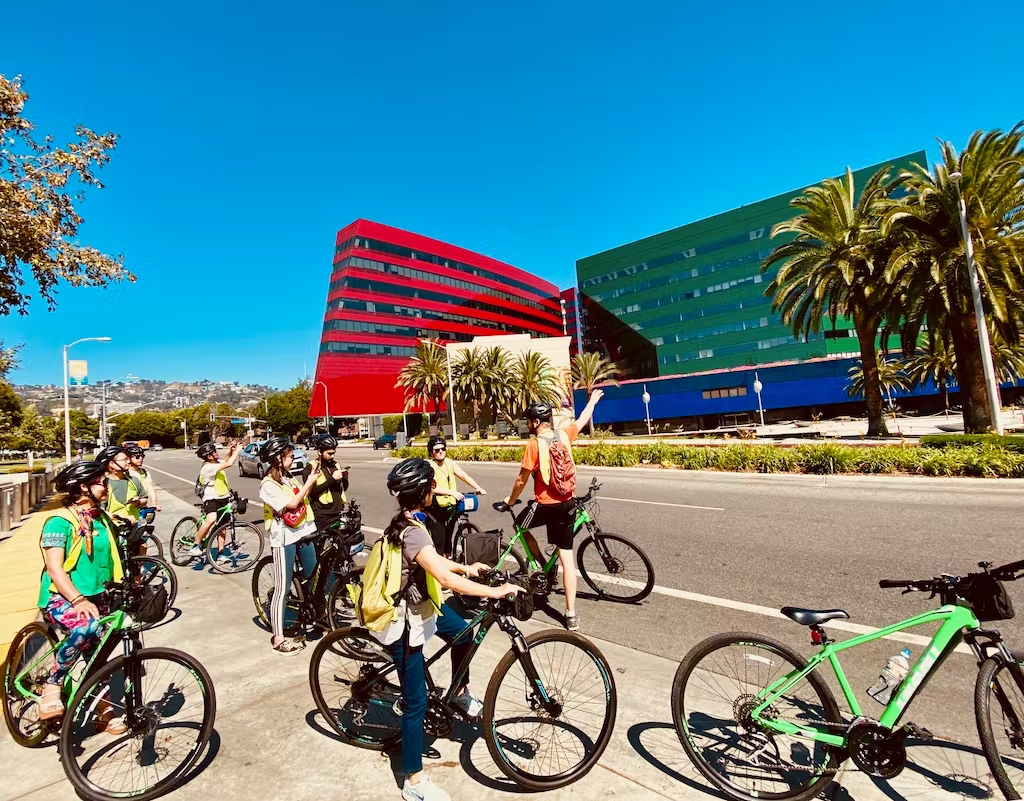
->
xmin=2 ymin=1 xmax=1021 ymax=389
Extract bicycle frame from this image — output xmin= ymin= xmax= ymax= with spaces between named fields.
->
xmin=496 ymin=503 xmax=593 ymax=576
xmin=289 ymin=532 xmax=363 ymax=613
xmin=753 ymin=604 xmax=980 ymax=747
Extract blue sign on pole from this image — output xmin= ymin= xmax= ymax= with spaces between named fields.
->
xmin=230 ymin=418 xmax=248 ymax=424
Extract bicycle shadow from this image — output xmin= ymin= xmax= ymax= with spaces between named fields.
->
xmin=449 ymin=717 xmax=531 ymax=793
xmin=139 ymin=607 xmax=183 ymax=632
xmin=627 ymin=721 xmax=728 ymax=800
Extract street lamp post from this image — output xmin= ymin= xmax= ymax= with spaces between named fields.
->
xmin=444 ymin=344 xmax=458 ymax=443
xmin=950 ymin=171 xmax=1003 ymax=435
xmin=63 ymin=337 xmax=111 ymax=463
xmin=641 ymin=385 xmax=652 ymax=436
xmin=315 ymin=381 xmax=330 ymax=433
xmin=753 ymin=373 xmax=765 ymax=427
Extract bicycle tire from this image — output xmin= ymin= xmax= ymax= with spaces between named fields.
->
xmin=206 ymin=520 xmax=265 ymax=574
xmin=169 ymin=516 xmax=201 ymax=566
xmin=577 ymin=530 xmax=655 ymax=603
xmin=60 ymin=646 xmax=216 ymax=801
xmin=976 ymin=656 xmax=1024 ymax=800
xmin=131 ymin=530 xmax=165 ymax=561
xmin=309 ymin=627 xmax=402 ymax=749
xmin=452 ymin=520 xmax=478 ymax=563
xmin=326 ymin=567 xmax=363 ymax=630
xmin=3 ymin=622 xmax=59 ymax=748
xmin=482 ymin=629 xmax=617 ymax=790
xmin=671 ymin=632 xmax=843 ymax=801
xmin=125 ymin=555 xmax=178 ymax=631
xmin=251 ymin=555 xmax=303 ymax=635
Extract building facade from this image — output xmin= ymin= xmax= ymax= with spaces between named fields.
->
xmin=312 ymin=220 xmax=562 ymax=417
xmin=575 ymin=152 xmax=927 ymax=378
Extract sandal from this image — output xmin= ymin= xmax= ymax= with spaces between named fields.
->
xmin=102 ymin=716 xmax=128 ymax=736
xmin=37 ymin=686 xmax=64 ymax=721
xmin=272 ymin=638 xmax=305 ymax=655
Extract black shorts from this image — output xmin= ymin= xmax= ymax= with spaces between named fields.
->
xmin=517 ymin=500 xmax=576 ymax=550
xmin=202 ymin=497 xmax=229 ymax=516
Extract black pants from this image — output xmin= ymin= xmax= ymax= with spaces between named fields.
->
xmin=427 ymin=501 xmax=458 ymax=556
xmin=516 ymin=500 xmax=577 ymax=550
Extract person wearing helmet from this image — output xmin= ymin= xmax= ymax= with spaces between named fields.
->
xmin=124 ymin=444 xmax=160 ymax=514
xmin=35 ymin=460 xmax=126 ymax=733
xmin=424 ymin=435 xmax=486 ymax=558
xmin=101 ymin=446 xmax=147 ymax=549
xmin=192 ymin=440 xmax=243 ymax=561
xmin=380 ymin=458 xmax=521 ymax=801
xmin=301 ymin=434 xmax=350 ymax=532
xmin=257 ymin=436 xmax=321 ymax=654
xmin=504 ymin=390 xmax=604 ymax=633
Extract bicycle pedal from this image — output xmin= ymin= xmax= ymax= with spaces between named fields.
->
xmin=902 ymin=722 xmax=934 ymax=741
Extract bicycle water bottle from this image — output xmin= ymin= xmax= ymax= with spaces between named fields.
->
xmin=867 ymin=648 xmax=911 ymax=705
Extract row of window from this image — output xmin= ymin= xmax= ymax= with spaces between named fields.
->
xmin=609 ymin=273 xmax=764 ymax=317
xmin=320 ymin=341 xmax=419 ymax=358
xmin=329 ymin=277 xmax=562 ymax=332
xmin=321 ymin=319 xmax=477 ymax=342
xmin=581 ymin=228 xmax=771 ymax=289
xmin=334 ymin=256 xmax=556 ymax=315
xmin=702 ymin=386 xmax=748 ymax=399
xmin=625 ymin=288 xmax=770 ymax=332
xmin=588 ymin=250 xmax=769 ymax=303
xmin=327 ymin=299 xmax=537 ymax=335
xmin=335 ymin=236 xmax=546 ymax=299
xmin=657 ymin=333 xmax=818 ymax=365
xmin=649 ymin=315 xmax=779 ymax=346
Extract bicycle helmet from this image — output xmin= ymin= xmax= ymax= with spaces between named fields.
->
xmin=124 ymin=444 xmax=145 ymax=458
xmin=55 ymin=460 xmax=108 ymax=496
xmin=387 ymin=458 xmax=434 ymax=505
xmin=426 ymin=435 xmax=447 ymax=455
xmin=95 ymin=445 xmax=125 ymax=466
xmin=524 ymin=402 xmax=553 ymax=422
xmin=311 ymin=434 xmax=337 ymax=452
xmin=196 ymin=442 xmax=218 ymax=460
xmin=259 ymin=436 xmax=292 ymax=465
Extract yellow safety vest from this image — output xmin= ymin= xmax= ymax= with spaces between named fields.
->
xmin=314 ymin=468 xmax=347 ymax=507
xmin=431 ymin=459 xmax=457 ymax=508
xmin=38 ymin=507 xmax=124 ymax=597
xmin=261 ymin=475 xmax=313 ymax=532
xmin=106 ymin=474 xmax=141 ymax=522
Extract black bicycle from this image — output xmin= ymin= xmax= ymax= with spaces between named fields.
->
xmin=112 ymin=518 xmax=178 ymax=632
xmin=170 ymin=491 xmax=264 ymax=573
xmin=308 ymin=571 xmax=617 ymax=791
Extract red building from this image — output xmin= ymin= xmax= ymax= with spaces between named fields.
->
xmin=311 ymin=220 xmax=562 ymax=417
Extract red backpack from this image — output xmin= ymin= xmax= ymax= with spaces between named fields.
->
xmin=537 ymin=429 xmax=577 ymax=498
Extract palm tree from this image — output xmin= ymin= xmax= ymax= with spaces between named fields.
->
xmin=884 ymin=123 xmax=1024 ymax=433
xmin=395 ymin=339 xmax=448 ymax=424
xmin=763 ymin=166 xmax=897 ymax=436
xmin=847 ymin=354 xmax=912 ymax=408
xmin=572 ymin=352 xmax=617 ymax=433
xmin=503 ymin=351 xmax=562 ymax=424
xmin=481 ymin=346 xmax=515 ymax=434
xmin=451 ymin=347 xmax=489 ymax=436
xmin=903 ymin=335 xmax=957 ymax=414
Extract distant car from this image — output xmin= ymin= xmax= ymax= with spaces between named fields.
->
xmin=151 ymin=444 xmax=164 ymax=451
xmin=238 ymin=441 xmax=307 ymax=478
xmin=373 ymin=434 xmax=397 ymax=450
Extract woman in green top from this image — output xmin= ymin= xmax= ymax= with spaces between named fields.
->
xmin=36 ymin=460 xmax=124 ymax=728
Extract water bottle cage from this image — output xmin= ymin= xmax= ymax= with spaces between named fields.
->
xmin=810 ymin=625 xmax=835 ymax=646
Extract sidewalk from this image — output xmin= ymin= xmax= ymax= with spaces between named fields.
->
xmin=0 ymin=488 xmax=1002 ymax=801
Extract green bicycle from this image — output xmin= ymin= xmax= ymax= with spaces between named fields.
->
xmin=489 ymin=478 xmax=655 ymax=604
xmin=2 ymin=575 xmax=216 ymax=801
xmin=170 ymin=490 xmax=265 ymax=573
xmin=671 ymin=559 xmax=1024 ymax=801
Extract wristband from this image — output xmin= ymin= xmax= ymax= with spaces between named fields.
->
xmin=70 ymin=595 xmax=85 ymax=606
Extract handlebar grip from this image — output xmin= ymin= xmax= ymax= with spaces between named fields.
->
xmin=879 ymin=579 xmax=908 ymax=589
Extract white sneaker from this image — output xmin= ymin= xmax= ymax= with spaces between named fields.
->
xmin=402 ymin=775 xmax=450 ymax=801
xmin=451 ymin=689 xmax=483 ymax=720
xmin=188 ymin=545 xmax=203 ymax=557
xmin=216 ymin=554 xmax=232 ymax=565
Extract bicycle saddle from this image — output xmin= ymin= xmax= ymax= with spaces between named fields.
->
xmin=780 ymin=607 xmax=850 ymax=626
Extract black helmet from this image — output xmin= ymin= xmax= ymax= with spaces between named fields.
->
xmin=124 ymin=444 xmax=145 ymax=458
xmin=311 ymin=434 xmax=337 ymax=452
xmin=55 ymin=460 xmax=108 ymax=495
xmin=426 ymin=435 xmax=447 ymax=455
xmin=525 ymin=402 xmax=553 ymax=422
xmin=387 ymin=458 xmax=434 ymax=503
xmin=95 ymin=445 xmax=125 ymax=466
xmin=259 ymin=436 xmax=292 ymax=465
xmin=196 ymin=442 xmax=218 ymax=460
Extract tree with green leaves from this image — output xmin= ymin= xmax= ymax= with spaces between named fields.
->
xmin=764 ymin=165 xmax=897 ymax=436
xmin=264 ymin=381 xmax=313 ymax=437
xmin=572 ymin=352 xmax=617 ymax=433
xmin=0 ymin=340 xmax=22 ymax=379
xmin=482 ymin=346 xmax=515 ymax=434
xmin=903 ymin=335 xmax=957 ymax=414
xmin=451 ymin=347 xmax=490 ymax=435
xmin=68 ymin=408 xmax=99 ymax=445
xmin=0 ymin=381 xmax=24 ymax=447
xmin=10 ymin=405 xmax=61 ymax=453
xmin=396 ymin=339 xmax=448 ymax=423
xmin=847 ymin=354 xmax=912 ymax=407
xmin=502 ymin=351 xmax=562 ymax=424
xmin=1 ymin=75 xmax=134 ymax=315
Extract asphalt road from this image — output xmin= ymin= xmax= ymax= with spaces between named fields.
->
xmin=142 ymin=446 xmax=1024 ymax=745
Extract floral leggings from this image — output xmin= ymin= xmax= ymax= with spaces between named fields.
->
xmin=41 ymin=594 xmax=109 ymax=686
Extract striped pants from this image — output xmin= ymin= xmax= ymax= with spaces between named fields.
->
xmin=270 ymin=540 xmax=318 ymax=639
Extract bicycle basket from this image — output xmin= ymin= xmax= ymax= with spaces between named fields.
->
xmin=960 ymin=573 xmax=1015 ymax=621
xmin=132 ymin=585 xmax=169 ymax=625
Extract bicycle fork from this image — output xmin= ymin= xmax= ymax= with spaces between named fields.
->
xmin=498 ymin=618 xmax=562 ymax=719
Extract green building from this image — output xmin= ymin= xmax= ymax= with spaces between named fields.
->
xmin=576 ymin=151 xmax=927 ymax=377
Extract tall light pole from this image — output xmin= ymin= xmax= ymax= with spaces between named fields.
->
xmin=63 ymin=337 xmax=111 ymax=463
xmin=753 ymin=373 xmax=765 ymax=427
xmin=641 ymin=385 xmax=652 ymax=436
xmin=950 ymin=172 xmax=1003 ymax=434
xmin=315 ymin=380 xmax=330 ymax=433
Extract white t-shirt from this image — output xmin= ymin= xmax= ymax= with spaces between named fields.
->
xmin=259 ymin=476 xmax=317 ymax=548
xmin=199 ymin=463 xmax=229 ymax=501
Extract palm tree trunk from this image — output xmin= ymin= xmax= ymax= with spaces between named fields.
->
xmin=472 ymin=397 xmax=481 ymax=438
xmin=854 ymin=311 xmax=889 ymax=437
xmin=941 ymin=379 xmax=949 ymax=416
xmin=949 ymin=316 xmax=993 ymax=434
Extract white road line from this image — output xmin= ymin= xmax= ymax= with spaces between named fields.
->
xmin=601 ymin=496 xmax=725 ymax=512
xmin=148 ymin=463 xmax=967 ymax=653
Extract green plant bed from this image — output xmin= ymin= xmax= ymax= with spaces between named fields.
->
xmin=395 ymin=443 xmax=1024 ymax=478
xmin=919 ymin=434 xmax=1024 ymax=453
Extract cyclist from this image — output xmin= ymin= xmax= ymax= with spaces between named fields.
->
xmin=380 ymin=458 xmax=521 ymax=801
xmin=302 ymin=433 xmax=350 ymax=532
xmin=125 ymin=443 xmax=160 ymax=513
xmin=503 ymin=390 xmax=604 ymax=632
xmin=258 ymin=436 xmax=321 ymax=655
xmin=425 ymin=435 xmax=486 ymax=559
xmin=36 ymin=460 xmax=126 ymax=734
xmin=98 ymin=445 xmax=146 ymax=541
xmin=191 ymin=440 xmax=243 ymax=561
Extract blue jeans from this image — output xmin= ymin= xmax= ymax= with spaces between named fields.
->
xmin=270 ymin=539 xmax=317 ymax=639
xmin=387 ymin=598 xmax=474 ymax=775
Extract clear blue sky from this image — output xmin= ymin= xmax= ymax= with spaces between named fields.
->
xmin=3 ymin=1 xmax=1020 ymax=389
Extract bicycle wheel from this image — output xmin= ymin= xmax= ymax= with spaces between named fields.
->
xmin=60 ymin=646 xmax=216 ymax=801
xmin=452 ymin=520 xmax=476 ymax=563
xmin=170 ymin=516 xmax=201 ymax=566
xmin=139 ymin=531 xmax=166 ymax=561
xmin=672 ymin=632 xmax=843 ymax=801
xmin=251 ymin=555 xmax=303 ymax=635
xmin=309 ymin=627 xmax=402 ymax=749
xmin=577 ymin=530 xmax=655 ymax=603
xmin=125 ymin=556 xmax=178 ymax=632
xmin=482 ymin=629 xmax=617 ymax=790
xmin=206 ymin=520 xmax=265 ymax=574
xmin=326 ymin=567 xmax=363 ymax=630
xmin=976 ymin=656 xmax=1024 ymax=800
xmin=3 ymin=622 xmax=58 ymax=748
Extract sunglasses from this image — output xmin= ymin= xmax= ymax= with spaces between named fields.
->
xmin=92 ymin=477 xmax=109 ymax=487
xmin=432 ymin=447 xmax=446 ymax=453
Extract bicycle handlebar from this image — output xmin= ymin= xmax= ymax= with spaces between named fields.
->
xmin=880 ymin=558 xmax=1024 ymax=596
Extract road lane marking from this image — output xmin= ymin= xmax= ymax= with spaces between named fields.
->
xmin=601 ymin=496 xmax=724 ymax=512
xmin=148 ymin=464 xmax=966 ymax=653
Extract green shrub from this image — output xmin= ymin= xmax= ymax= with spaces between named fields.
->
xmin=920 ymin=434 xmax=1024 ymax=453
xmin=4 ymin=465 xmax=48 ymax=474
xmin=794 ymin=443 xmax=858 ymax=474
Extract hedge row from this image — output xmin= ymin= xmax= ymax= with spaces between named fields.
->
xmin=920 ymin=434 xmax=1024 ymax=453
xmin=395 ymin=443 xmax=1024 ymax=478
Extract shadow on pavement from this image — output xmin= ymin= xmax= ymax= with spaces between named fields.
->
xmin=860 ymin=738 xmax=998 ymax=801
xmin=627 ymin=721 xmax=726 ymax=800
xmin=141 ymin=607 xmax=182 ymax=632
xmin=451 ymin=718 xmax=530 ymax=794
xmin=185 ymin=728 xmax=222 ymax=788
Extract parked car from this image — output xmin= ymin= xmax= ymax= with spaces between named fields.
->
xmin=238 ymin=441 xmax=308 ymax=478
xmin=151 ymin=444 xmax=164 ymax=452
xmin=373 ymin=434 xmax=397 ymax=450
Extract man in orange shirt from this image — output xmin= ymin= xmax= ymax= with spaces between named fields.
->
xmin=504 ymin=390 xmax=604 ymax=631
